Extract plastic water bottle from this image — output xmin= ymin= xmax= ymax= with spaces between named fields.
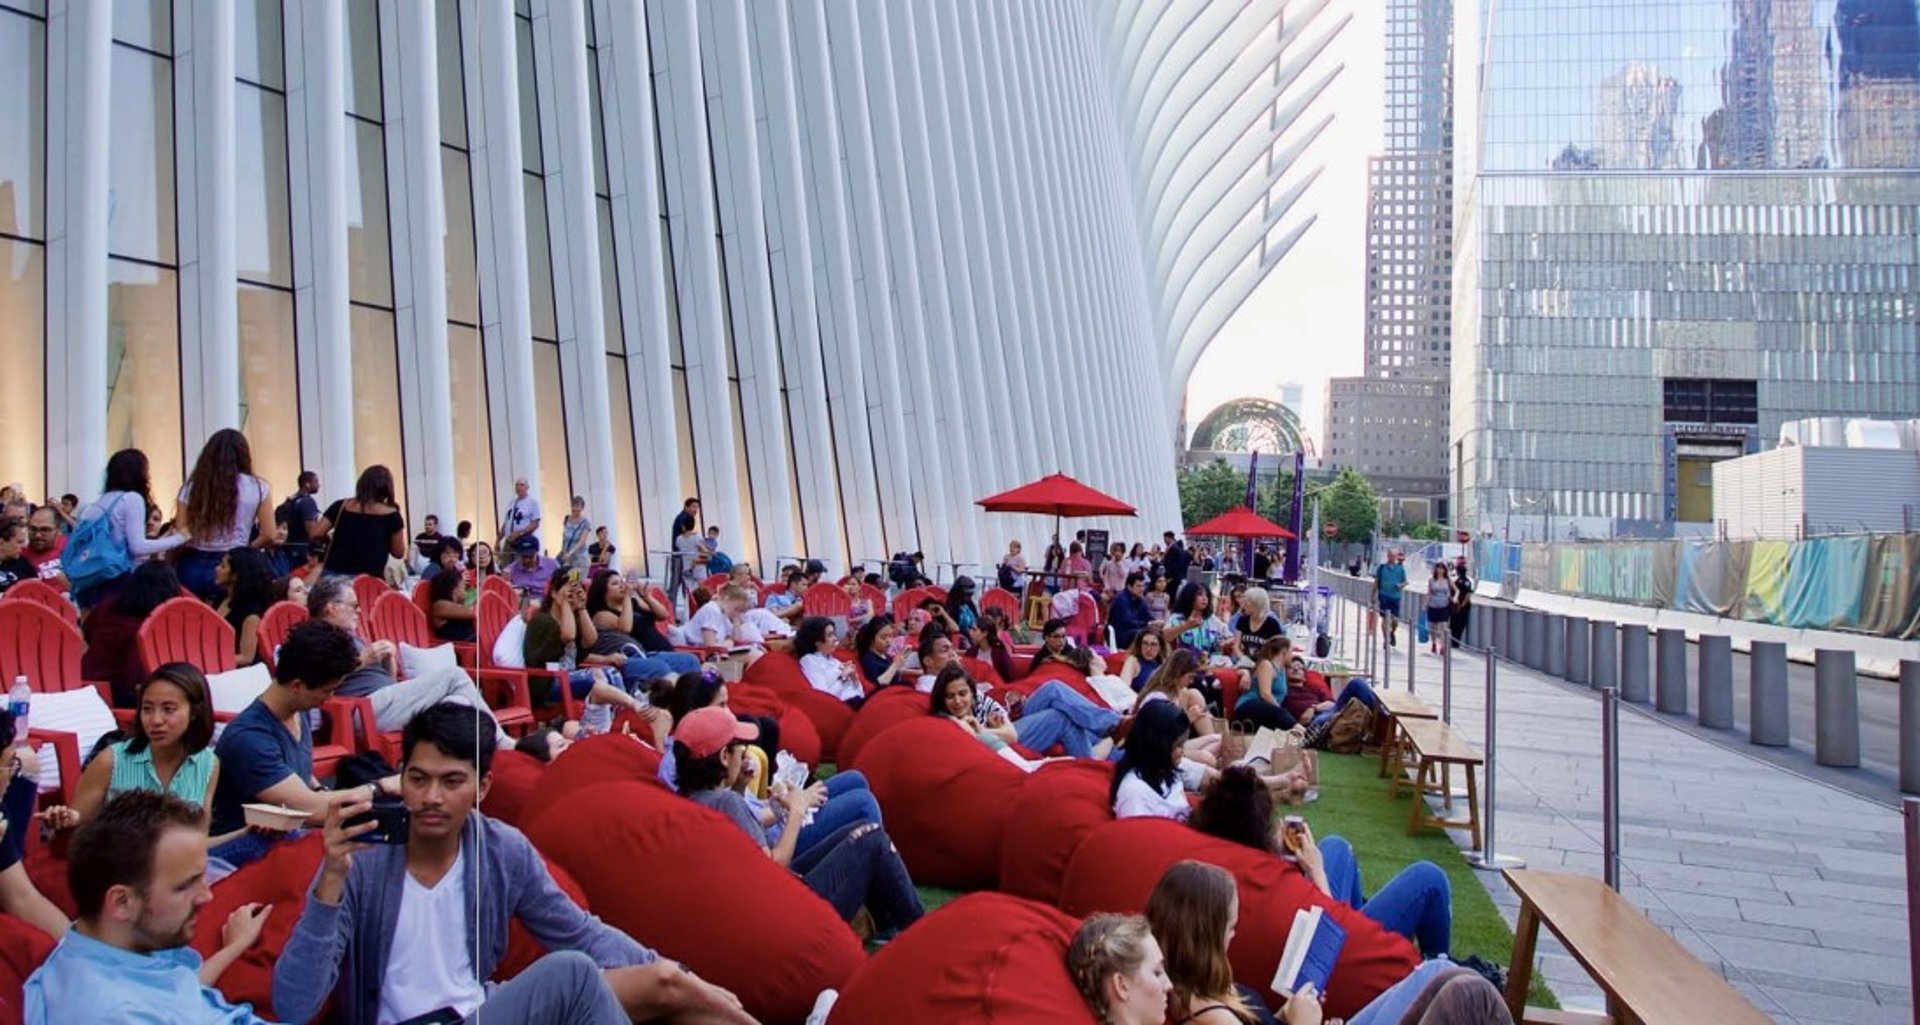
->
xmin=7 ymin=677 xmax=28 ymax=737
xmin=581 ymin=702 xmax=613 ymax=737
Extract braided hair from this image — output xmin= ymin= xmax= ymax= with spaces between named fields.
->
xmin=1066 ymin=913 xmax=1155 ymax=1024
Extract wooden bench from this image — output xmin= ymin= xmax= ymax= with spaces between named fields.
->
xmin=1391 ymin=717 xmax=1482 ymax=849
xmin=1375 ymin=687 xmax=1437 ymax=780
xmin=1503 ymin=869 xmax=1775 ymax=1025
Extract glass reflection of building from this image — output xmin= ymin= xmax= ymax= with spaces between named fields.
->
xmin=1453 ymin=0 xmax=1920 ymax=539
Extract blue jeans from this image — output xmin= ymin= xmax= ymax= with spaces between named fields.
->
xmin=1014 ymin=681 xmax=1120 ymax=757
xmin=1319 ymin=835 xmax=1452 ymax=957
xmin=1310 ymin=678 xmax=1383 ymax=727
xmin=209 ymin=827 xmax=305 ymax=872
xmin=176 ymin=548 xmax=229 ymax=602
xmin=795 ymin=771 xmax=883 ymax=856
xmin=792 ymin=822 xmax=924 ymax=933
xmin=1345 ymin=959 xmax=1463 ymax=1025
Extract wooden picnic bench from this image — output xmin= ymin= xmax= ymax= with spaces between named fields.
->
xmin=1375 ymin=687 xmax=1437 ymax=780
xmin=1502 ymin=869 xmax=1775 ymax=1025
xmin=1390 ymin=717 xmax=1482 ymax=849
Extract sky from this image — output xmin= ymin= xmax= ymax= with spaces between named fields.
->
xmin=1183 ymin=0 xmax=1386 ymax=455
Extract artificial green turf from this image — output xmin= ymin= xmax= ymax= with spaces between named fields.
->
xmin=1301 ymin=751 xmax=1555 ymax=1008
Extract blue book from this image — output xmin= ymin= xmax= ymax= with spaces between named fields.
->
xmin=1271 ymin=906 xmax=1346 ymax=998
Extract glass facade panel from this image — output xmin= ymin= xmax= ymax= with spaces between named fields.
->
xmin=345 ymin=118 xmax=393 ymax=306
xmin=443 ymin=150 xmax=479 ymax=326
xmin=235 ymin=0 xmax=282 ymax=89
xmin=0 ymin=239 xmax=44 ymax=495
xmin=107 ymin=259 xmax=183 ymax=502
xmin=235 ymin=83 xmax=292 ymax=287
xmin=606 ymin=355 xmax=645 ymax=570
xmin=236 ymin=283 xmax=299 ymax=494
xmin=348 ymin=305 xmax=407 ymax=506
xmin=108 ymin=45 xmax=177 ymax=263
xmin=523 ymin=176 xmax=557 ymax=340
xmin=530 ymin=341 xmax=570 ymax=550
xmin=516 ymin=15 xmax=542 ymax=174
xmin=448 ymin=324 xmax=495 ymax=541
xmin=112 ymin=0 xmax=170 ymax=51
xmin=344 ymin=0 xmax=383 ymax=121
xmin=435 ymin=0 xmax=466 ymax=147
xmin=0 ymin=9 xmax=46 ymax=241
xmin=727 ymin=381 xmax=758 ymax=567
xmin=597 ymin=197 xmax=620 ymax=354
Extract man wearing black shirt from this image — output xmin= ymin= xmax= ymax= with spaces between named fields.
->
xmin=0 ymin=519 xmax=36 ymax=596
xmin=278 ymin=470 xmax=322 ymax=569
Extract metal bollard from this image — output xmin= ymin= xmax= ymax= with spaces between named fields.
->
xmin=1814 ymin=649 xmax=1860 ymax=768
xmin=1545 ymin=613 xmax=1567 ymax=678
xmin=1566 ymin=616 xmax=1590 ymax=685
xmin=1465 ymin=649 xmax=1525 ymax=872
xmin=1590 ymin=620 xmax=1618 ymax=692
xmin=1697 ymin=634 xmax=1734 ymax=729
xmin=1524 ymin=609 xmax=1546 ymax=670
xmin=1655 ymin=627 xmax=1688 ymax=715
xmin=1619 ymin=624 xmax=1650 ymax=703
xmin=1749 ymin=640 xmax=1790 ymax=747
xmin=1602 ymin=686 xmax=1622 ymax=891
xmin=1903 ymin=661 xmax=1919 ymax=794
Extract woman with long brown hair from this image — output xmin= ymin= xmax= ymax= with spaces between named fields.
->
xmin=174 ymin=429 xmax=278 ymax=601
xmin=313 ymin=464 xmax=406 ymax=578
xmin=1144 ymin=861 xmax=1274 ymax=1024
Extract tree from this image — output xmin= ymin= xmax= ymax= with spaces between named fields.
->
xmin=1317 ymin=468 xmax=1380 ymax=545
xmin=1178 ymin=460 xmax=1296 ymax=529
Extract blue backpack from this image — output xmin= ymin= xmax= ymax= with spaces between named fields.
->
xmin=65 ymin=494 xmax=137 ymax=599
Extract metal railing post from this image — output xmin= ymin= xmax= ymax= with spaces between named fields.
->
xmin=1406 ymin=610 xmax=1417 ymax=693
xmin=1905 ymin=799 xmax=1918 ymax=1016
xmin=1749 ymin=640 xmax=1790 ymax=747
xmin=1900 ymin=660 xmax=1918 ymax=795
xmin=1441 ymin=632 xmax=1453 ymax=724
xmin=1602 ymin=686 xmax=1621 ymax=891
xmin=1465 ymin=648 xmax=1525 ymax=871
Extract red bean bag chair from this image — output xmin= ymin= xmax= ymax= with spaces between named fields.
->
xmin=745 ymin=653 xmax=857 ymax=760
xmin=526 ymin=780 xmax=862 ymax=1025
xmin=0 ymin=913 xmax=55 ymax=1025
xmin=776 ymin=704 xmax=822 ymax=768
xmin=481 ymin=748 xmax=548 ymax=829
xmin=856 ymin=717 xmax=1024 ymax=889
xmin=1057 ymin=819 xmax=1420 ymax=1020
xmin=726 ymin=680 xmax=789 ymax=720
xmin=1023 ymin=662 xmax=1100 ymax=706
xmin=1101 ymin=651 xmax=1127 ymax=675
xmin=959 ymin=655 xmax=1003 ymax=686
xmin=837 ymin=686 xmax=931 ymax=771
xmin=191 ymin=834 xmax=328 ymax=1018
xmin=537 ymin=732 xmax=664 ymax=800
xmin=497 ymin=857 xmax=590 ymax=980
xmin=828 ymin=892 xmax=1094 ymax=1025
xmin=22 ymin=840 xmax=73 ymax=919
xmin=998 ymin=759 xmax=1114 ymax=904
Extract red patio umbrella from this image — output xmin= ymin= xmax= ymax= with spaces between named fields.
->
xmin=1185 ymin=505 xmax=1296 ymax=540
xmin=976 ymin=473 xmax=1137 ymax=520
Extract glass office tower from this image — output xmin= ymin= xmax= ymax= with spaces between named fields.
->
xmin=1453 ymin=0 xmax=1920 ymax=539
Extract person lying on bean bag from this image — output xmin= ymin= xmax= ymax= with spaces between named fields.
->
xmin=673 ymin=707 xmax=923 ymax=939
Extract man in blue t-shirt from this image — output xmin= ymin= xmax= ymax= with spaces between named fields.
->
xmin=1374 ymin=549 xmax=1408 ymax=648
xmin=209 ymin=620 xmax=375 ymax=869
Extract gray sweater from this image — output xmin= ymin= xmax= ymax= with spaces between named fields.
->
xmin=273 ymin=811 xmax=654 ymax=1025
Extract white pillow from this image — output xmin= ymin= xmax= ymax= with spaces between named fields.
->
xmin=492 ymin=614 xmax=528 ymax=669
xmin=207 ymin=663 xmax=273 ymax=717
xmin=401 ymin=641 xmax=459 ymax=679
xmin=28 ymin=688 xmax=119 ymax=794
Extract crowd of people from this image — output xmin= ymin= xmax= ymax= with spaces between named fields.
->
xmin=0 ymin=427 xmax=1501 ymax=1024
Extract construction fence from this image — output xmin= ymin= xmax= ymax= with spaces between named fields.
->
xmin=1471 ymin=533 xmax=1920 ymax=640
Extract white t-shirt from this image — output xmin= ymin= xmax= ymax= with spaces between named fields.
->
xmin=685 ymin=601 xmax=736 ymax=646
xmin=800 ymin=651 xmax=863 ymax=703
xmin=377 ymin=851 xmax=484 ymax=1025
xmin=740 ymin=607 xmax=793 ymax=640
xmin=503 ymin=496 xmax=541 ymax=537
xmin=176 ymin=474 xmax=268 ymax=551
xmin=1114 ymin=771 xmax=1190 ymax=822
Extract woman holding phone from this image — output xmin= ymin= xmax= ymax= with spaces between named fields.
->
xmin=854 ymin=615 xmax=911 ymax=689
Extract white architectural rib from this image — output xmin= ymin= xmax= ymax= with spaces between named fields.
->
xmin=1131 ymin=0 xmax=1281 ymax=159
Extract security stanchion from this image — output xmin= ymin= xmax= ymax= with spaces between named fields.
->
xmin=1602 ymin=686 xmax=1622 ymax=891
xmin=1465 ymin=647 xmax=1525 ymax=872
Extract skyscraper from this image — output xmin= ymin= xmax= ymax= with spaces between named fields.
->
xmin=1453 ymin=0 xmax=1920 ymax=539
xmin=1325 ymin=0 xmax=1454 ymax=521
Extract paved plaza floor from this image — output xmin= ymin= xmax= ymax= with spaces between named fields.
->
xmin=1333 ymin=606 xmax=1913 ymax=1025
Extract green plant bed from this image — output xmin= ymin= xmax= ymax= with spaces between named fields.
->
xmin=1302 ymin=751 xmax=1555 ymax=1008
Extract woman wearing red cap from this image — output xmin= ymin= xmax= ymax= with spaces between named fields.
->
xmin=672 ymin=707 xmax=924 ymax=939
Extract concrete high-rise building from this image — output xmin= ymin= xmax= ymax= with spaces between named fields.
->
xmin=1325 ymin=0 xmax=1453 ymax=521
xmin=0 ymin=0 xmax=1347 ymax=572
xmin=1453 ymin=0 xmax=1920 ymax=540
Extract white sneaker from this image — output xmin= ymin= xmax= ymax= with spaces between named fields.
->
xmin=806 ymin=988 xmax=839 ymax=1025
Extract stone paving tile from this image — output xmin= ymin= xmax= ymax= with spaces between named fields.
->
xmin=1353 ymin=618 xmax=1913 ymax=1025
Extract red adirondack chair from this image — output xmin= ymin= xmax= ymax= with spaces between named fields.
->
xmin=475 ymin=593 xmax=568 ymax=721
xmin=891 ymin=586 xmax=935 ymax=621
xmin=370 ymin=592 xmax=529 ymax=733
xmin=351 ymin=576 xmax=390 ymax=639
xmin=137 ymin=598 xmax=238 ymax=677
xmin=254 ymin=601 xmax=307 ymax=676
xmin=981 ymin=587 xmax=1022 ymax=621
xmin=0 ymin=602 xmax=132 ymax=804
xmin=1 ymin=578 xmax=78 ymax=628
xmin=802 ymin=582 xmax=852 ymax=617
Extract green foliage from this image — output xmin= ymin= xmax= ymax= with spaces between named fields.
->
xmin=1318 ymin=468 xmax=1381 ymax=545
xmin=1391 ymin=522 xmax=1449 ymax=542
xmin=1178 ymin=460 xmax=1294 ymax=528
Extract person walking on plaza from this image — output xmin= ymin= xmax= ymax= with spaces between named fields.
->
xmin=1374 ymin=548 xmax=1407 ymax=648
xmin=1425 ymin=562 xmax=1456 ymax=654
xmin=1449 ymin=556 xmax=1474 ymax=648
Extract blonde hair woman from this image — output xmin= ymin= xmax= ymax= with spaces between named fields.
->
xmin=1067 ymin=913 xmax=1173 ymax=1025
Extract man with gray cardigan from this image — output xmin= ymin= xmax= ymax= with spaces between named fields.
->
xmin=274 ymin=703 xmax=756 ymax=1025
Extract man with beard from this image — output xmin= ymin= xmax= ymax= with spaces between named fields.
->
xmin=23 ymin=790 xmax=277 ymax=1023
